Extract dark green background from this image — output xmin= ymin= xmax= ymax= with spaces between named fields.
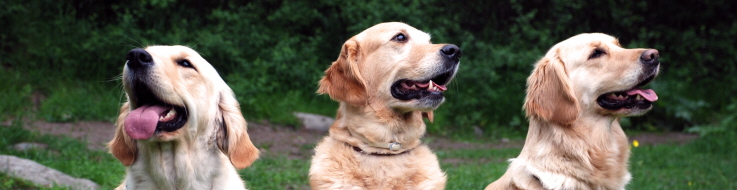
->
xmin=2 ymin=0 xmax=736 ymax=137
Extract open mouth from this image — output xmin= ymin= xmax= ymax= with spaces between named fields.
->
xmin=124 ymin=82 xmax=188 ymax=140
xmin=391 ymin=68 xmax=455 ymax=100
xmin=596 ymin=75 xmax=658 ymax=110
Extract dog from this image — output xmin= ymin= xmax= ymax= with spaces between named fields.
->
xmin=108 ymin=45 xmax=259 ymax=190
xmin=485 ymin=33 xmax=660 ymax=190
xmin=308 ymin=22 xmax=461 ymax=190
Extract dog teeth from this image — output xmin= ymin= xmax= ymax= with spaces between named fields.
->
xmin=608 ymin=93 xmax=630 ymax=100
xmin=167 ymin=109 xmax=177 ymax=119
xmin=428 ymin=80 xmax=437 ymax=92
xmin=635 ymin=94 xmax=643 ymax=101
xmin=159 ymin=109 xmax=177 ymax=122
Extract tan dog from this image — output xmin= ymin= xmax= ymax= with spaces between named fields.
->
xmin=485 ymin=33 xmax=660 ymax=190
xmin=108 ymin=46 xmax=259 ymax=190
xmin=309 ymin=22 xmax=461 ymax=190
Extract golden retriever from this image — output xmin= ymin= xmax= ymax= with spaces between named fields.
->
xmin=485 ymin=33 xmax=660 ymax=190
xmin=309 ymin=22 xmax=461 ymax=190
xmin=108 ymin=46 xmax=259 ymax=190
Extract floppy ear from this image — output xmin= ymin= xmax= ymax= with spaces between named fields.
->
xmin=523 ymin=53 xmax=579 ymax=125
xmin=216 ymin=90 xmax=259 ymax=169
xmin=108 ymin=102 xmax=137 ymax=166
xmin=317 ymin=40 xmax=368 ymax=106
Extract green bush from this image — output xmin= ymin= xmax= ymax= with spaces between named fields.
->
xmin=2 ymin=0 xmax=736 ymax=136
xmin=38 ymin=83 xmax=121 ymax=122
xmin=0 ymin=70 xmax=33 ymax=121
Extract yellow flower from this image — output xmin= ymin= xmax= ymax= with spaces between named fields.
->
xmin=632 ymin=140 xmax=639 ymax=147
xmin=688 ymin=181 xmax=692 ymax=186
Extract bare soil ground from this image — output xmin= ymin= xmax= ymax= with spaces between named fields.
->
xmin=16 ymin=121 xmax=698 ymax=161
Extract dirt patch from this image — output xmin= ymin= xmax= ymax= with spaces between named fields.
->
xmin=247 ymin=123 xmax=325 ymax=159
xmin=19 ymin=120 xmax=328 ymax=158
xmin=24 ymin=121 xmax=116 ymax=150
xmin=425 ymin=136 xmax=524 ymax=151
xmin=18 ymin=121 xmax=525 ymax=158
xmin=15 ymin=121 xmax=699 ymax=160
xmin=629 ymin=132 xmax=699 ymax=146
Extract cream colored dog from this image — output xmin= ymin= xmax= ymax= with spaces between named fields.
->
xmin=108 ymin=46 xmax=259 ymax=190
xmin=486 ymin=33 xmax=660 ymax=190
xmin=309 ymin=22 xmax=461 ymax=190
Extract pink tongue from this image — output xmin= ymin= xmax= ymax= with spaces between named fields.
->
xmin=626 ymin=89 xmax=658 ymax=102
xmin=124 ymin=105 xmax=170 ymax=140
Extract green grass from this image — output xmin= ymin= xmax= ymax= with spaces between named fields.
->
xmin=438 ymin=148 xmax=522 ymax=189
xmin=0 ymin=172 xmax=50 ymax=189
xmin=240 ymin=156 xmax=312 ymax=189
xmin=0 ymin=71 xmax=34 ymax=122
xmin=439 ymin=139 xmax=737 ymax=189
xmin=629 ymin=131 xmax=737 ymax=189
xmin=1 ymin=120 xmax=735 ymax=189
xmin=232 ymin=90 xmax=337 ymax=127
xmin=0 ymin=69 xmax=123 ymax=123
xmin=36 ymin=84 xmax=122 ymax=123
xmin=0 ymin=121 xmax=125 ymax=189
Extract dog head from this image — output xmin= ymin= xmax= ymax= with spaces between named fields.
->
xmin=524 ymin=33 xmax=660 ymax=124
xmin=318 ymin=22 xmax=460 ymax=118
xmin=108 ymin=45 xmax=259 ymax=169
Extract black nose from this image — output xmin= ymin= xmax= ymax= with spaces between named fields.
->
xmin=640 ymin=49 xmax=659 ymax=66
xmin=126 ymin=48 xmax=153 ymax=70
xmin=440 ymin=44 xmax=461 ymax=63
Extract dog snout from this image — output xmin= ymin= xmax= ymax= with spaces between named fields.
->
xmin=126 ymin=48 xmax=154 ymax=70
xmin=440 ymin=44 xmax=461 ymax=63
xmin=640 ymin=49 xmax=659 ymax=66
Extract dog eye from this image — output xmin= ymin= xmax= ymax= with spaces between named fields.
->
xmin=392 ymin=33 xmax=407 ymax=42
xmin=589 ymin=49 xmax=605 ymax=59
xmin=177 ymin=60 xmax=194 ymax=68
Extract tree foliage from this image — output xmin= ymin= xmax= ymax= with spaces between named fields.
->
xmin=2 ymin=0 xmax=736 ymax=136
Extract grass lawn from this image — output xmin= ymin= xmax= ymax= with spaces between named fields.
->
xmin=0 ymin=121 xmax=735 ymax=190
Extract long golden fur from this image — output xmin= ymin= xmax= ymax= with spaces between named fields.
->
xmin=486 ymin=33 xmax=661 ymax=190
xmin=108 ymin=46 xmax=259 ymax=190
xmin=309 ymin=22 xmax=461 ymax=190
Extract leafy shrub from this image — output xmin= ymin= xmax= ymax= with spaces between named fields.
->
xmin=0 ymin=71 xmax=33 ymax=121
xmin=2 ymin=0 xmax=736 ymax=136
